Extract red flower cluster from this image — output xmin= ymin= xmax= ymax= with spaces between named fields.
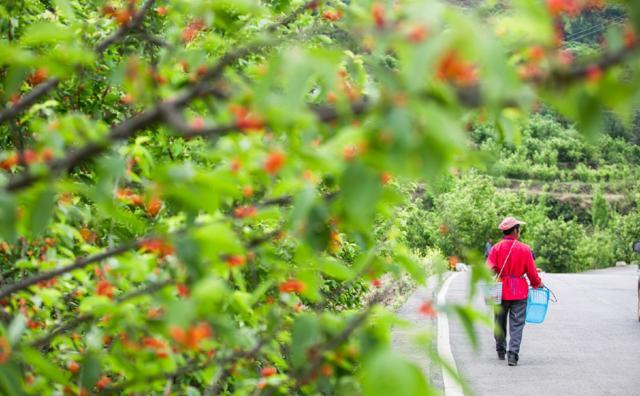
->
xmin=182 ymin=19 xmax=206 ymax=43
xmin=230 ymin=105 xmax=264 ymax=131
xmin=419 ymin=301 xmax=437 ymax=317
xmin=234 ymin=205 xmax=258 ymax=219
xmin=279 ymin=279 xmax=306 ymax=294
xmin=140 ymin=238 xmax=175 ymax=258
xmin=264 ymin=151 xmax=285 ymax=175
xmin=169 ymin=322 xmax=213 ymax=350
xmin=0 ymin=148 xmax=54 ymax=170
xmin=96 ymin=279 xmax=114 ymax=299
xmin=436 ymin=51 xmax=477 ymax=86
xmin=225 ymin=255 xmax=246 ymax=268
xmin=546 ymin=0 xmax=604 ymax=18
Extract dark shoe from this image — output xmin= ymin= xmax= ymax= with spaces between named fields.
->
xmin=497 ymin=351 xmax=505 ymax=360
xmin=507 ymin=352 xmax=518 ymax=366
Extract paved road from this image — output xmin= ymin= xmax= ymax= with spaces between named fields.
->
xmin=447 ymin=265 xmax=640 ymax=396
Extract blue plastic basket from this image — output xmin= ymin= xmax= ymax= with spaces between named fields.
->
xmin=525 ymin=287 xmax=550 ymax=324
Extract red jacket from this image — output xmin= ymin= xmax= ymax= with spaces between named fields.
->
xmin=487 ymin=236 xmax=542 ymax=300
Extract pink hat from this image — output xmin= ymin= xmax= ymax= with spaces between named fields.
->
xmin=498 ymin=216 xmax=526 ymax=231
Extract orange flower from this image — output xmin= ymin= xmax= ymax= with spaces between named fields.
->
xmin=80 ymin=227 xmax=97 ymax=244
xmin=96 ymin=376 xmax=111 ymax=390
xmin=177 ymin=283 xmax=190 ymax=298
xmin=528 ymin=45 xmax=545 ymax=62
xmin=546 ymin=0 xmax=582 ymax=17
xmin=372 ymin=2 xmax=385 ymax=29
xmin=242 ymin=186 xmax=254 ymax=197
xmin=170 ymin=322 xmax=213 ymax=350
xmin=0 ymin=337 xmax=11 ymax=364
xmin=67 ymin=360 xmax=80 ymax=374
xmin=586 ymin=65 xmax=602 ymax=82
xmin=322 ymin=10 xmax=342 ymax=22
xmin=182 ymin=19 xmax=206 ymax=43
xmin=419 ymin=301 xmax=437 ymax=317
xmin=155 ymin=6 xmax=168 ymax=16
xmin=230 ymin=158 xmax=242 ymax=173
xmin=140 ymin=238 xmax=174 ymax=258
xmin=27 ymin=68 xmax=48 ymax=86
xmin=380 ymin=172 xmax=392 ymax=185
xmin=96 ymin=279 xmax=114 ymax=299
xmin=624 ymin=26 xmax=637 ymax=49
xmin=116 ymin=188 xmax=143 ymax=206
xmin=0 ymin=153 xmax=18 ymax=170
xmin=371 ymin=278 xmax=382 ymax=288
xmin=321 ymin=363 xmax=334 ymax=377
xmin=234 ymin=205 xmax=258 ymax=219
xmin=264 ymin=151 xmax=285 ymax=175
xmin=408 ymin=25 xmax=428 ymax=43
xmin=343 ymin=145 xmax=358 ymax=161
xmin=226 ymin=255 xmax=246 ymax=268
xmin=147 ymin=307 xmax=164 ymax=319
xmin=145 ymin=196 xmax=162 ymax=217
xmin=142 ymin=337 xmax=163 ymax=349
xmin=261 ymin=366 xmax=277 ymax=377
xmin=235 ymin=110 xmax=264 ymax=131
xmin=40 ymin=147 xmax=54 ymax=162
xmin=279 ymin=279 xmax=306 ymax=294
xmin=436 ymin=51 xmax=477 ymax=86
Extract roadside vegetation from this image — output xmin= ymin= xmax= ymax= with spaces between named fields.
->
xmin=0 ymin=0 xmax=639 ymax=394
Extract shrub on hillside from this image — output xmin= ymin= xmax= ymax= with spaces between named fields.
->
xmin=574 ymin=229 xmax=616 ymax=271
xmin=611 ymin=211 xmax=640 ymax=263
xmin=531 ymin=219 xmax=585 ymax=272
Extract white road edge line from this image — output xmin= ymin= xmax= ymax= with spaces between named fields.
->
xmin=437 ymin=272 xmax=464 ymax=396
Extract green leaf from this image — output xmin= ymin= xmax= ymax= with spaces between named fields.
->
xmin=340 ymin=163 xmax=382 ymax=229
xmin=21 ymin=347 xmax=69 ymax=385
xmin=0 ymin=362 xmax=25 ymax=396
xmin=29 ymin=187 xmax=56 ymax=236
xmin=362 ymin=349 xmax=435 ymax=396
xmin=291 ymin=314 xmax=321 ymax=368
xmin=0 ymin=194 xmax=17 ymax=243
xmin=7 ymin=315 xmax=26 ymax=345
xmin=395 ymin=254 xmax=426 ymax=284
xmin=304 ymin=204 xmax=331 ymax=251
xmin=80 ymin=352 xmax=101 ymax=389
xmin=20 ymin=22 xmax=74 ymax=46
xmin=320 ymin=258 xmax=354 ymax=281
xmin=53 ymin=0 xmax=76 ymax=21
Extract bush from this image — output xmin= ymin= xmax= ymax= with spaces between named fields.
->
xmin=531 ymin=219 xmax=585 ymax=272
xmin=612 ymin=211 xmax=640 ymax=263
xmin=574 ymin=229 xmax=616 ymax=270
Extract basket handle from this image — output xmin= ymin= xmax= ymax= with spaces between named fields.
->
xmin=545 ymin=286 xmax=558 ymax=303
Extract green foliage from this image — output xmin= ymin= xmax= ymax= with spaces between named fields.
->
xmin=0 ymin=0 xmax=640 ymax=394
xmin=531 ymin=218 xmax=585 ymax=272
xmin=591 ymin=185 xmax=610 ymax=229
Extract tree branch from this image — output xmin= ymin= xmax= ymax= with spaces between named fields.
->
xmin=0 ymin=241 xmax=141 ymax=301
xmin=30 ymin=279 xmax=173 ymax=350
xmin=96 ymin=0 xmax=158 ymax=54
xmin=0 ymin=0 xmax=157 ymax=125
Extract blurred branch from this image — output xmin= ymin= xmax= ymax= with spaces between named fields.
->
xmin=0 ymin=79 xmax=60 ymax=124
xmin=267 ymin=0 xmax=321 ymax=32
xmin=104 ymin=333 xmax=270 ymax=394
xmin=539 ymin=42 xmax=640 ymax=86
xmin=0 ymin=0 xmax=157 ymax=125
xmin=0 ymin=241 xmax=141 ymax=301
xmin=30 ymin=279 xmax=173 ymax=350
xmin=5 ymin=5 xmax=320 ymax=193
xmin=96 ymin=0 xmax=158 ymax=53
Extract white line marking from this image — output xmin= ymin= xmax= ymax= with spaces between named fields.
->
xmin=437 ymin=272 xmax=464 ymax=396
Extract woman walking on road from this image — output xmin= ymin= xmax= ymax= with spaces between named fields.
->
xmin=486 ymin=217 xmax=544 ymax=366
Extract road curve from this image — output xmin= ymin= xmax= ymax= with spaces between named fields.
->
xmin=446 ymin=265 xmax=640 ymax=396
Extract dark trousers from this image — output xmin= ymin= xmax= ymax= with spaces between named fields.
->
xmin=494 ymin=299 xmax=527 ymax=357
